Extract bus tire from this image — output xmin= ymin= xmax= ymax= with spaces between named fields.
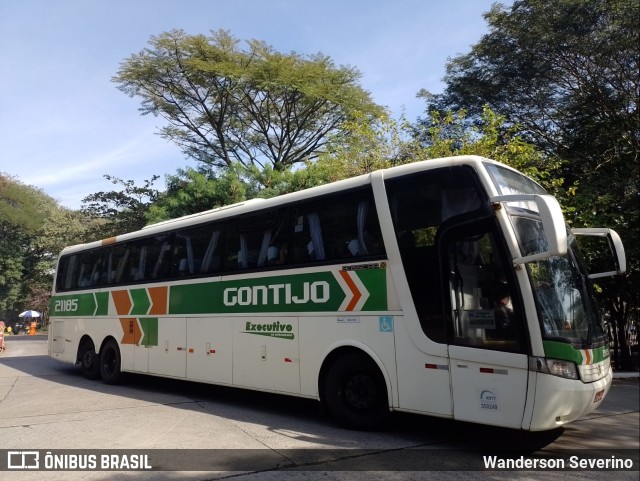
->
xmin=99 ymin=339 xmax=122 ymax=385
xmin=79 ymin=340 xmax=101 ymax=380
xmin=323 ymin=352 xmax=389 ymax=430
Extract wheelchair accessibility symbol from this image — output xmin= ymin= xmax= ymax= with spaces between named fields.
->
xmin=379 ymin=316 xmax=394 ymax=333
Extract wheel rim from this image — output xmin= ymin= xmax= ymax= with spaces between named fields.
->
xmin=343 ymin=374 xmax=377 ymax=411
xmin=82 ymin=349 xmax=94 ymax=369
xmin=103 ymin=348 xmax=116 ymax=376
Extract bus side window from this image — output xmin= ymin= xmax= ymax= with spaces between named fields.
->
xmin=170 ymin=235 xmax=189 ymax=276
xmin=292 ymin=212 xmax=325 ymax=263
xmin=56 ymin=255 xmax=76 ymax=291
xmin=57 ymin=255 xmax=77 ymax=291
xmin=265 ymin=216 xmax=289 ymax=266
xmin=113 ymin=245 xmax=130 ymax=284
xmin=151 ymin=239 xmax=172 ymax=279
xmin=291 ymin=190 xmax=384 ymax=265
xmin=200 ymin=229 xmax=222 ymax=273
xmin=223 ymin=209 xmax=284 ymax=272
xmin=167 ymin=224 xmax=225 ymax=277
xmin=76 ymin=249 xmax=101 ymax=288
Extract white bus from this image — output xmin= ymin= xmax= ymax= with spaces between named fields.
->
xmin=49 ymin=155 xmax=626 ymax=431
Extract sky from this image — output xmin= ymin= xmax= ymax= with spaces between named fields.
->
xmin=0 ymin=0 xmax=503 ymax=209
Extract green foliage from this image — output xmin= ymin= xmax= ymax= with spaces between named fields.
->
xmin=0 ymin=173 xmax=46 ymax=234
xmin=147 ymin=167 xmax=248 ymax=223
xmin=0 ymin=174 xmax=84 ymax=312
xmin=114 ymin=29 xmax=385 ymax=171
xmin=81 ymin=175 xmax=159 ymax=240
xmin=430 ymin=0 xmax=638 ymax=152
xmin=146 ymin=161 xmax=342 ymax=224
xmin=426 ymin=0 xmax=639 ymax=367
xmin=311 ymin=106 xmax=562 ymax=194
xmin=417 ymin=107 xmax=566 ymax=195
xmin=315 ymin=113 xmax=410 ymax=179
xmin=0 ymin=174 xmax=47 ymax=311
xmin=427 ymin=0 xmax=638 ymax=227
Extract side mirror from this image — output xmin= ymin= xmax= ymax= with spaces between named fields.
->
xmin=572 ymin=228 xmax=626 ymax=278
xmin=491 ymin=194 xmax=568 ymax=264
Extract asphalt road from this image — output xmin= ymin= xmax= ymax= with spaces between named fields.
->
xmin=0 ymin=335 xmax=637 ymax=480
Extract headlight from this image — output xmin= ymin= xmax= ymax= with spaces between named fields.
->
xmin=529 ymin=356 xmax=579 ymax=380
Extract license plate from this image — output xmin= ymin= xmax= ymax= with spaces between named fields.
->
xmin=593 ymin=390 xmax=605 ymax=403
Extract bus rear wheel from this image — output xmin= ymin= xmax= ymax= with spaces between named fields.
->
xmin=79 ymin=340 xmax=101 ymax=380
xmin=100 ymin=339 xmax=122 ymax=385
xmin=323 ymin=352 xmax=389 ymax=430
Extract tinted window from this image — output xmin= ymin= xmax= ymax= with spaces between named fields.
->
xmin=55 ymin=188 xmax=386 ymax=292
xmin=291 ymin=189 xmax=384 ymax=264
xmin=385 ymin=166 xmax=488 ymax=342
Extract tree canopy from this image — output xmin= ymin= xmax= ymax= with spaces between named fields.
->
xmin=0 ymin=174 xmax=85 ymax=314
xmin=428 ymin=0 xmax=638 ymax=159
xmin=425 ymin=0 xmax=638 ymax=226
xmin=80 ymin=175 xmax=159 ymax=240
xmin=113 ymin=29 xmax=385 ymax=171
xmin=425 ymin=0 xmax=639 ymax=368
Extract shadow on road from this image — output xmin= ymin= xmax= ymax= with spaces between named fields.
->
xmin=0 ymin=348 xmax=577 ymax=455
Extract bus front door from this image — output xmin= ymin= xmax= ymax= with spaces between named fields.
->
xmin=441 ymin=220 xmax=529 ymax=429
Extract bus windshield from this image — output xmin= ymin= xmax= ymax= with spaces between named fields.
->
xmin=525 ymin=229 xmax=604 ymax=346
xmin=484 ymin=163 xmax=605 ymax=347
xmin=484 ymin=163 xmax=547 ymax=196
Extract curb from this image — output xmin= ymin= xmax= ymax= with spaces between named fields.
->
xmin=613 ymin=372 xmax=640 ymax=379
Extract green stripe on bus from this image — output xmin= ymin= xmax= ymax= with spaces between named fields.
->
xmin=139 ymin=318 xmax=158 ymax=347
xmin=357 ymin=269 xmax=387 ymax=311
xmin=95 ymin=292 xmax=109 ymax=316
xmin=543 ymin=341 xmax=609 ymax=364
xmin=590 ymin=345 xmax=610 ymax=363
xmin=169 ymin=282 xmax=219 ymax=314
xmin=130 ymin=288 xmax=151 ymax=315
xmin=51 ymin=268 xmax=388 ymax=316
xmin=50 ymin=293 xmax=98 ymax=316
xmin=543 ymin=341 xmax=583 ymax=364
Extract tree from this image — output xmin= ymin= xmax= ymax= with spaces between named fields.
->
xmin=428 ymin=0 xmax=638 ymax=157
xmin=81 ymin=175 xmax=159 ymax=240
xmin=314 ymin=106 xmax=564 ymax=191
xmin=422 ymin=107 xmax=566 ymax=191
xmin=0 ymin=174 xmax=47 ymax=311
xmin=314 ymin=113 xmax=410 ymax=180
xmin=24 ymin=202 xmax=86 ymax=318
xmin=114 ymin=29 xmax=385 ymax=171
xmin=146 ymin=160 xmax=344 ymax=224
xmin=0 ymin=174 xmax=85 ymax=313
xmin=146 ymin=166 xmax=248 ymax=223
xmin=425 ymin=0 xmax=639 ymax=369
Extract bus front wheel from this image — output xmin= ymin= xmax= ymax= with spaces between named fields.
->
xmin=323 ymin=352 xmax=389 ymax=430
xmin=100 ymin=339 xmax=122 ymax=385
